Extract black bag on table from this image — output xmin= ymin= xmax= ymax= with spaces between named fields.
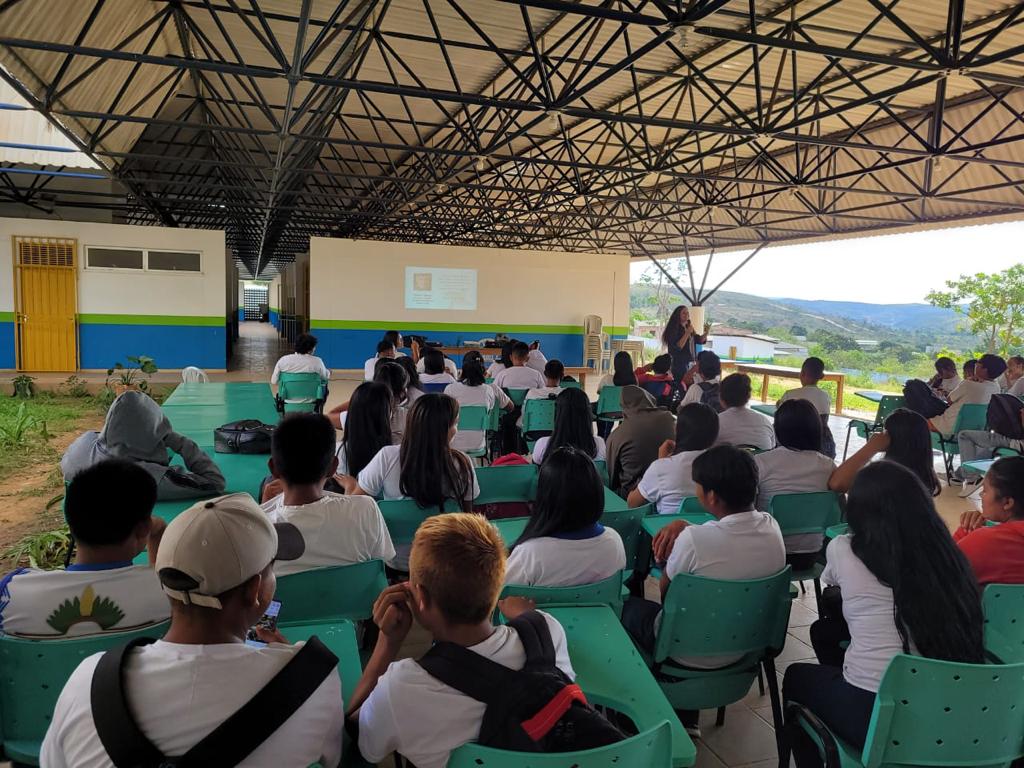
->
xmin=988 ymin=393 xmax=1024 ymax=440
xmin=214 ymin=419 xmax=275 ymax=454
xmin=902 ymin=379 xmax=948 ymax=419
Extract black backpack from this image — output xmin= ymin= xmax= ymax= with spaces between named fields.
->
xmin=902 ymin=379 xmax=948 ymax=419
xmin=417 ymin=611 xmax=625 ymax=753
xmin=90 ymin=636 xmax=337 ymax=767
xmin=988 ymin=393 xmax=1024 ymax=439
xmin=697 ymin=381 xmax=723 ymax=413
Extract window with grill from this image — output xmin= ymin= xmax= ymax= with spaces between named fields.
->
xmin=148 ymin=251 xmax=201 ymax=272
xmin=84 ymin=246 xmax=202 ymax=273
xmin=16 ymin=237 xmax=75 ymax=267
xmin=86 ymin=247 xmax=144 ymax=270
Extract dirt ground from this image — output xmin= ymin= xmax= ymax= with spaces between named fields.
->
xmin=0 ymin=412 xmax=104 ymax=570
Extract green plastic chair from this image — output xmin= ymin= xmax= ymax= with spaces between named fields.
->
xmin=0 ymin=621 xmax=170 ymax=764
xmin=276 ymin=372 xmax=327 ymax=414
xmin=447 ymin=719 xmax=673 ymax=768
xmin=602 ymin=504 xmax=651 ymax=572
xmin=274 ymin=559 xmax=388 ymax=625
xmin=504 ymin=388 xmax=529 ymax=407
xmin=995 ymin=446 xmax=1023 ymax=458
xmin=378 ymin=499 xmax=446 ymax=547
xmin=783 ymin=654 xmax=1024 ymax=768
xmin=594 ymin=459 xmax=611 ymax=487
xmin=457 ymin=405 xmax=490 ymax=460
xmin=825 ymin=522 xmax=850 ymax=540
xmin=932 ymin=403 xmax=989 ymax=480
xmin=596 ymin=386 xmax=624 ymax=426
xmin=559 ymin=380 xmax=582 ymax=390
xmin=500 ymin=571 xmax=626 ymax=618
xmin=843 ymin=395 xmax=904 ymax=460
xmin=983 ymin=583 xmax=1024 ymax=664
xmin=645 ymin=568 xmax=793 ymax=743
xmin=769 ymin=491 xmax=843 ymax=607
xmin=475 ymin=465 xmax=538 ymax=505
xmin=677 ymin=496 xmax=710 ymax=517
xmin=521 ymin=398 xmax=556 ymax=436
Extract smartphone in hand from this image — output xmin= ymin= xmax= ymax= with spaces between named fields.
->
xmin=245 ymin=599 xmax=282 ymax=648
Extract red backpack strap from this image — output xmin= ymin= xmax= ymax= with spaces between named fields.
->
xmin=520 ymin=684 xmax=588 ymax=741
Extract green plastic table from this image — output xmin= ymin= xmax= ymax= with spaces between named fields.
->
xmin=751 ymin=403 xmax=776 ymax=417
xmin=162 ymin=382 xmax=273 ymax=407
xmin=545 ymin=605 xmax=695 ymax=767
xmin=854 ymin=390 xmax=886 ymax=404
xmin=963 ymin=459 xmax=996 ymax=475
xmin=279 ymin=620 xmax=361 ymax=709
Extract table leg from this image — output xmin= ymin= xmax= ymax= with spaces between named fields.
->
xmin=835 ymin=375 xmax=845 ymax=415
xmin=761 ymin=374 xmax=770 ymax=404
xmin=578 ymin=370 xmax=587 ymax=389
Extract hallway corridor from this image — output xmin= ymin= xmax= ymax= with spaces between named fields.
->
xmin=226 ymin=321 xmax=288 ymax=381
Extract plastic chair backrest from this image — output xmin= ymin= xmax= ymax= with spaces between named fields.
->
xmin=559 ymin=380 xmax=582 ymax=390
xmin=583 ymin=314 xmax=604 ymax=336
xmin=505 ymin=388 xmax=529 ymax=407
xmin=678 ymin=497 xmax=708 ymax=516
xmin=475 ymin=465 xmax=539 ymax=504
xmin=421 ymin=382 xmax=448 ymax=394
xmin=447 ymin=719 xmax=672 ymax=768
xmin=982 ymin=583 xmax=1024 ymax=663
xmin=181 ymin=366 xmax=208 ymax=383
xmin=458 ymin=404 xmax=489 ymax=432
xmin=954 ymin=403 xmax=989 ymax=433
xmin=768 ymin=491 xmax=843 ymax=536
xmin=273 ymin=560 xmax=388 ymax=624
xmin=654 ymin=568 xmax=793 ymax=664
xmin=860 ymin=654 xmax=1024 ymax=768
xmin=500 ymin=571 xmax=625 ymax=614
xmin=278 ymin=372 xmax=325 ymax=410
xmin=596 ymin=386 xmax=623 ymax=419
xmin=521 ymin=398 xmax=556 ymax=433
xmin=603 ymin=504 xmax=651 ymax=570
xmin=0 ymin=621 xmax=170 ymax=759
xmin=594 ymin=459 xmax=610 ymax=486
xmin=378 ymin=499 xmax=446 ymax=545
xmin=874 ymin=395 xmax=904 ymax=426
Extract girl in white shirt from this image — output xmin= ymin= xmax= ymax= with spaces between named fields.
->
xmin=444 ymin=355 xmax=512 ymax=453
xmin=419 ymin=348 xmax=458 ymax=387
xmin=336 ymin=382 xmax=395 ymax=478
xmin=531 ymin=387 xmax=606 ymax=465
xmin=485 ymin=342 xmax=514 ymax=379
xmin=596 ymin=351 xmax=639 ymax=392
xmin=505 ymin=446 xmax=625 ymax=587
xmin=782 ymin=461 xmax=984 ymax=768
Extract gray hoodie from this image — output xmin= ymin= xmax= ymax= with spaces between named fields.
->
xmin=605 ymin=386 xmax=676 ymax=497
xmin=61 ymin=391 xmax=225 ymax=500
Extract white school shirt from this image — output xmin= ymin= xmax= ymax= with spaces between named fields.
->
xmin=416 ymin=357 xmax=458 ymax=377
xmin=41 ymin=640 xmax=343 ymax=768
xmin=363 ymin=355 xmax=394 ymax=381
xmin=270 ymin=353 xmax=330 ymax=385
xmin=597 ymin=373 xmax=615 ymax=392
xmin=754 ymin=447 xmax=835 ymax=553
xmin=262 ymin=492 xmax=396 ymax=575
xmin=715 ymin=406 xmax=776 ymax=450
xmin=525 ymin=385 xmax=562 ymax=401
xmin=493 ymin=366 xmax=546 ymax=390
xmin=485 ymin=361 xmax=506 ymax=379
xmin=663 ymin=511 xmax=786 ymax=668
xmin=0 ymin=565 xmax=168 ymax=639
xmin=930 ymin=379 xmax=1000 ymax=436
xmin=1010 ymin=377 xmax=1024 ymax=397
xmin=937 ymin=374 xmax=961 ymax=394
xmin=778 ymin=385 xmax=831 ymax=416
xmin=822 ymin=535 xmax=916 ymax=693
xmin=636 ymin=450 xmax=705 ymax=515
xmin=444 ymin=382 xmax=502 ymax=454
xmin=505 ymin=527 xmax=625 ymax=587
xmin=358 ymin=612 xmax=574 ymax=768
xmin=404 ymin=387 xmax=425 ymax=406
xmin=526 ymin=349 xmax=548 ymax=372
xmin=531 ymin=435 xmax=606 ymax=465
xmin=681 ymin=377 xmax=721 ymax=407
xmin=420 ymin=372 xmax=457 ymax=386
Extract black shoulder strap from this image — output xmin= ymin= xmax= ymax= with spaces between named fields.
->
xmin=418 ymin=639 xmax=519 ymax=704
xmin=91 ymin=637 xmax=163 ymax=767
xmin=91 ymin=636 xmax=338 ymax=768
xmin=509 ymin=611 xmax=555 ymax=670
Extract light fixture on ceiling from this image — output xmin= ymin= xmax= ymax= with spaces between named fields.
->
xmin=475 ymin=155 xmax=487 ymax=172
xmin=546 ymin=109 xmax=561 ymax=131
xmin=932 ymin=155 xmax=943 ymax=172
xmin=673 ymin=23 xmax=692 ymax=47
xmin=435 ymin=182 xmax=449 ymax=194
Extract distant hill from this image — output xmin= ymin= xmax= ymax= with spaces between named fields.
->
xmin=775 ymin=298 xmax=962 ymax=333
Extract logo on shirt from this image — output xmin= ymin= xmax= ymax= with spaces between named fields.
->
xmin=46 ymin=585 xmax=125 ymax=635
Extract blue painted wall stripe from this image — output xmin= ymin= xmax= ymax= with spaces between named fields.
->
xmin=79 ymin=324 xmax=225 ymax=369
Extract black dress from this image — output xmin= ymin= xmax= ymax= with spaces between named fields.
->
xmin=665 ymin=328 xmax=707 ymax=382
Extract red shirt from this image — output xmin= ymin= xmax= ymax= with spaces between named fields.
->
xmin=954 ymin=520 xmax=1024 ymax=586
xmin=634 ymin=367 xmax=673 ymax=397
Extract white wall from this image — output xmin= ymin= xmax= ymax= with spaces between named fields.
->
xmin=708 ymin=334 xmax=776 ymax=360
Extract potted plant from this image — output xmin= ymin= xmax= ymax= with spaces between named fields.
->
xmin=106 ymin=355 xmax=158 ymax=396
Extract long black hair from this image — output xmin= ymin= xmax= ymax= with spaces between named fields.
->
xmin=341 ymin=382 xmax=393 ymax=476
xmin=399 ymin=394 xmax=473 ymax=510
xmin=423 ymin=348 xmax=446 ymax=375
xmin=661 ymin=305 xmax=689 ymax=348
xmin=545 ymin=388 xmax=597 ymax=459
xmin=882 ymin=408 xmax=940 ymax=496
xmin=460 ymin=355 xmax=487 ymax=386
xmin=774 ymin=399 xmax=822 ymax=452
xmin=612 ymin=352 xmax=638 ymax=386
xmin=988 ymin=456 xmax=1024 ymax=519
xmin=847 ymin=461 xmax=984 ymax=663
xmin=395 ymin=355 xmax=422 ymax=392
xmin=514 ymin=446 xmax=604 ymax=547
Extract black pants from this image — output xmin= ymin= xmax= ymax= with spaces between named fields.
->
xmin=810 ymin=587 xmax=850 ymax=668
xmin=783 ymin=663 xmax=876 ymax=767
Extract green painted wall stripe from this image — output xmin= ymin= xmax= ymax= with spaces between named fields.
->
xmin=310 ymin=319 xmax=629 ymax=335
xmin=78 ymin=314 xmax=225 ymax=327
xmin=0 ymin=312 xmax=13 ymax=323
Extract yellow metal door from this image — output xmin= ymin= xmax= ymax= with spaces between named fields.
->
xmin=13 ymin=236 xmax=78 ymax=371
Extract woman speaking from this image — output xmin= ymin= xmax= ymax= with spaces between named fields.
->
xmin=661 ymin=305 xmax=711 ymax=383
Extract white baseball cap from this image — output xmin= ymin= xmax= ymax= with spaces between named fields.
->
xmin=155 ymin=493 xmax=304 ymax=609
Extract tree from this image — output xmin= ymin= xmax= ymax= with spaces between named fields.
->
xmin=926 ymin=264 xmax=1024 ymax=355
xmin=789 ymin=324 xmax=808 ymax=337
xmin=637 ymin=258 xmax=689 ymax=325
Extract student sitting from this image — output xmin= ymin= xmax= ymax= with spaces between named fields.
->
xmin=62 ymin=391 xmax=225 ymax=501
xmin=383 ymin=330 xmax=408 ymax=356
xmin=629 ymin=403 xmax=719 ymax=515
xmin=777 ymin=356 xmax=834 ymax=458
xmin=622 ymin=445 xmax=785 ymax=737
xmin=597 ymin=351 xmax=638 ymax=392
xmin=634 ymin=353 xmax=674 ymax=401
xmin=606 ymin=386 xmax=676 ymax=498
xmin=954 ymin=456 xmax=1024 ymax=586
xmin=328 ymin=361 xmax=409 ymax=439
xmin=962 ymin=358 xmax=978 ymax=382
xmin=679 ymin=350 xmax=722 ymax=410
xmin=0 ymin=460 xmax=168 ymax=638
xmin=830 ymin=408 xmax=940 ymax=496
xmin=715 ymin=373 xmax=775 ymax=450
xmin=506 ymin=447 xmax=625 ymax=586
xmin=1000 ymin=355 xmax=1024 ymax=394
xmin=930 ymin=353 xmax=1005 ymax=438
xmin=485 ymin=341 xmax=515 ymax=379
xmin=783 ymin=461 xmax=984 ymax=768
xmin=957 ymin=406 xmax=1024 ymax=491
xmin=348 ymin=513 xmax=576 ymax=768
xmin=927 ymin=355 xmax=961 ymax=396
xmin=493 ymin=341 xmax=545 ymax=390
xmin=526 ymin=340 xmax=548 ymax=372
xmin=754 ymin=399 xmax=835 ymax=569
xmin=531 ymin=387 xmax=606 ymax=464
xmin=342 ymin=395 xmax=481 ymax=568
xmin=445 ymin=354 xmax=513 ymax=455
xmin=271 ymin=332 xmax=330 ymax=387
xmin=363 ymin=340 xmax=397 ymax=381
xmin=41 ymin=493 xmax=344 ymax=768
xmin=525 ymin=359 xmax=565 ymax=401
xmin=419 ymin=348 xmax=458 ymax=386
xmin=336 ymin=382 xmax=397 ymax=478
xmin=395 ymin=355 xmax=426 ymax=406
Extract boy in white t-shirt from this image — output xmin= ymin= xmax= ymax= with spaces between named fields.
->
xmin=777 ymin=357 xmax=834 ymax=458
xmin=349 ymin=513 xmax=576 ymax=768
xmin=261 ymin=413 xmax=395 ymax=576
xmin=526 ymin=341 xmax=548 ymax=372
xmin=927 ymin=356 xmax=961 ymax=396
xmin=493 ymin=341 xmax=546 ymax=391
xmin=0 ymin=459 xmax=169 ymax=638
xmin=930 ymin=353 xmax=1005 ymax=438
xmin=622 ymin=445 xmax=785 ymax=737
xmin=41 ymin=493 xmax=344 ymax=768
xmin=525 ymin=359 xmax=565 ymax=401
xmin=715 ymin=373 xmax=775 ymax=450
xmin=270 ymin=333 xmax=331 ymax=388
xmin=363 ymin=340 xmax=397 ymax=381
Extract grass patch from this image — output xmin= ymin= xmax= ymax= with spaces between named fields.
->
xmin=4 ymin=525 xmax=71 ymax=570
xmin=0 ymin=392 xmax=104 ymax=481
